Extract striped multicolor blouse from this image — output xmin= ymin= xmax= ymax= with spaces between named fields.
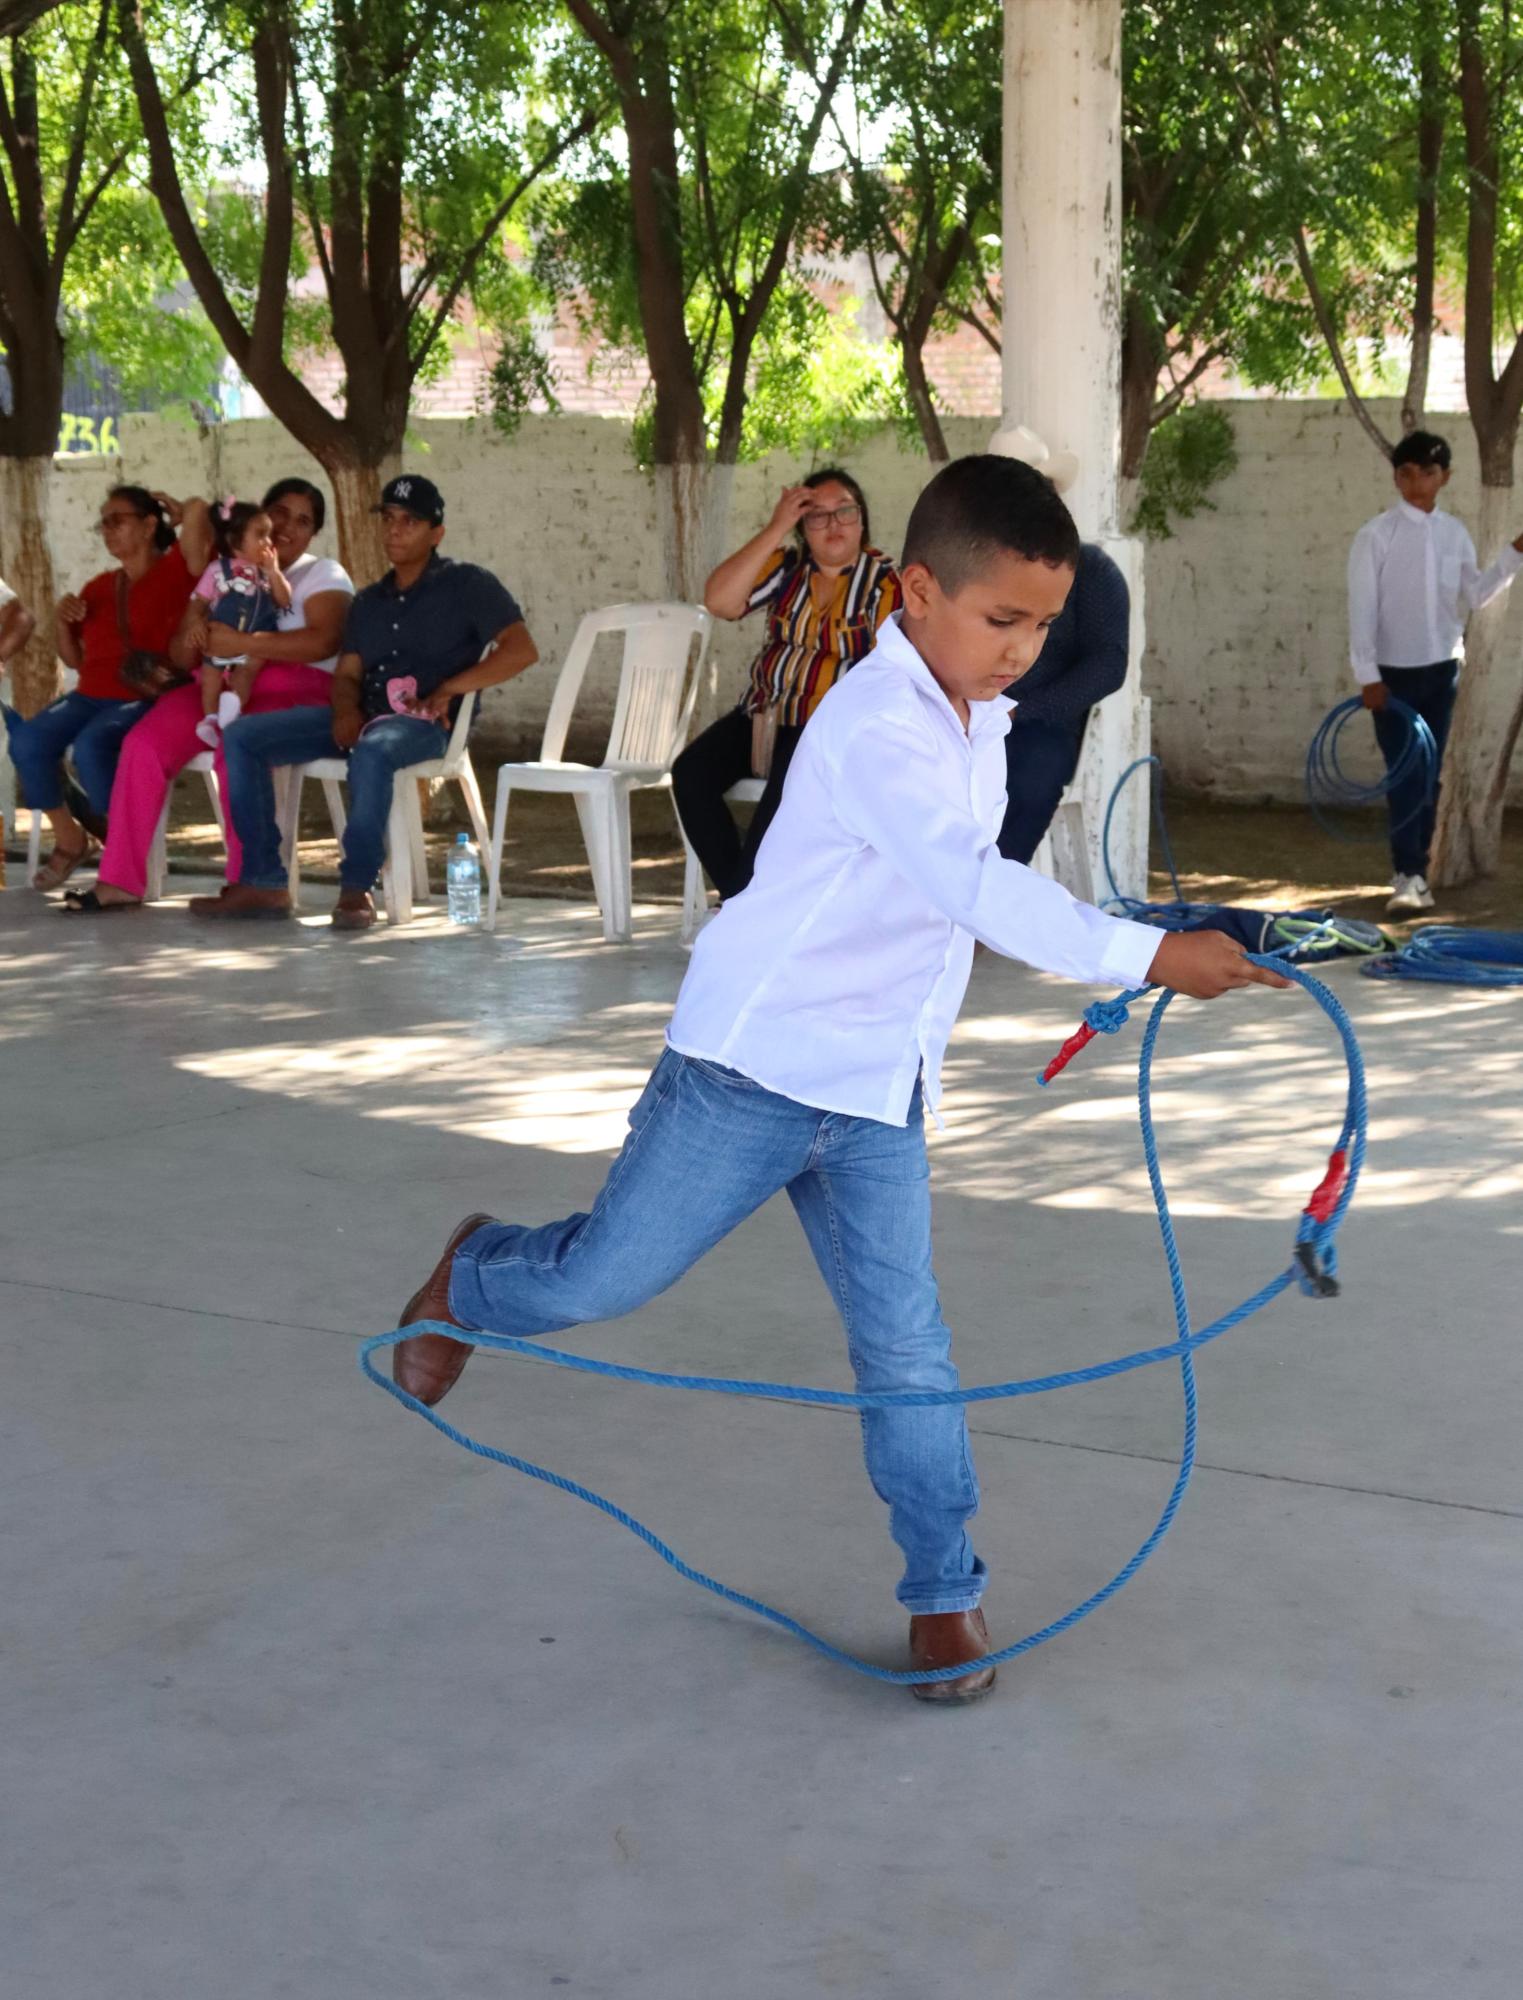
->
xmin=742 ymin=545 xmax=902 ymax=726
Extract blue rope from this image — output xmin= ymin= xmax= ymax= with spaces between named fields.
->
xmin=1101 ymin=753 xmax=1191 ymax=915
xmin=1098 ymin=757 xmax=1356 ymax=970
xmin=1306 ymin=696 xmax=1437 ymax=844
xmin=359 ymin=958 xmax=1367 ymax=1685
xmin=1361 ymin=923 xmax=1523 ymax=987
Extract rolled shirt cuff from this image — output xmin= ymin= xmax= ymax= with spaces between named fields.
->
xmin=1099 ymin=915 xmax=1166 ymax=989
xmin=1350 ymin=658 xmax=1382 ymax=686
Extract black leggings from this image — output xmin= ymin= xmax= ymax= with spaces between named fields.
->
xmin=672 ymin=705 xmax=804 ymax=901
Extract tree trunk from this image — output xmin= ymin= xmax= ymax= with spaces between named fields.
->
xmin=1401 ymin=69 xmax=1441 ymax=434
xmin=653 ymin=456 xmax=733 ymax=608
xmin=320 ymin=457 xmax=393 ymax=587
xmin=0 ymin=454 xmax=61 ymax=715
xmin=1430 ymin=472 xmax=1515 ymax=885
xmin=655 ymin=457 xmax=735 ymax=733
xmin=901 ymin=337 xmax=950 ymax=462
xmin=1119 ymin=300 xmax=1160 ymax=484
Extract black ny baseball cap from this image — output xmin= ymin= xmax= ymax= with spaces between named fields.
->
xmin=376 ymin=474 xmax=445 ymax=524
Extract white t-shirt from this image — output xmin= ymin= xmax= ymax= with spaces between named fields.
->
xmin=281 ymin=553 xmax=354 ymax=673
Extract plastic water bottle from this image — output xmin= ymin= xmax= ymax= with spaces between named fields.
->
xmin=446 ymin=832 xmax=482 ymax=927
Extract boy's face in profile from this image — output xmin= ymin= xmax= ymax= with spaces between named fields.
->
xmin=899 ymin=549 xmax=1074 ymax=711
xmin=1394 ymin=461 xmax=1449 ymax=512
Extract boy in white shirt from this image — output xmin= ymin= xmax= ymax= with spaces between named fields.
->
xmin=1347 ymin=429 xmax=1523 ymax=911
xmin=391 ymin=457 xmax=1288 ymax=1704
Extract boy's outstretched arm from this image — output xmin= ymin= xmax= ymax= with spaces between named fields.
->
xmin=832 ymin=715 xmax=1293 ymax=999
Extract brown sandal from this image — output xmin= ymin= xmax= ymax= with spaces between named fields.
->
xmin=31 ymin=838 xmax=98 ymax=891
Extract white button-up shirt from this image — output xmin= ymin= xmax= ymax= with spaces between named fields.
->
xmin=1347 ymin=500 xmax=1522 ymax=684
xmin=667 ymin=615 xmax=1162 ymax=1126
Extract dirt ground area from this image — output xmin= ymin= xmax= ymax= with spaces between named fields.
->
xmin=7 ymin=779 xmax=1521 ymax=926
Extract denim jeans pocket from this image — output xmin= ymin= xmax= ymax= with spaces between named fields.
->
xmin=681 ymin=1054 xmax=763 ymax=1091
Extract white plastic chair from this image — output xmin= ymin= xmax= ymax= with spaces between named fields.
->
xmin=278 ymin=692 xmax=491 ymax=924
xmin=485 ymin=603 xmax=712 ymax=942
xmin=146 ymin=751 xmax=226 ymax=900
xmin=679 ymin=776 xmax=765 ymax=943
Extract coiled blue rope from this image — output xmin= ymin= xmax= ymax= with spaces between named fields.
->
xmin=359 ymin=960 xmax=1366 ymax=1685
xmin=1306 ymin=696 xmax=1437 ymax=844
xmin=1361 ymin=924 xmax=1523 ymax=987
xmin=1102 ymin=754 xmax=1190 ymax=915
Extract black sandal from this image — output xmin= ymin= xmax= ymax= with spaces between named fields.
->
xmin=61 ymin=888 xmax=142 ymax=915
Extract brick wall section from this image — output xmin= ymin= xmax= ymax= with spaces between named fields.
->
xmin=45 ymin=400 xmax=1523 ymax=800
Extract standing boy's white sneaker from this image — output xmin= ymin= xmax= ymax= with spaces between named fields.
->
xmin=1388 ymin=874 xmax=1420 ymax=912
xmin=1406 ymin=873 xmax=1436 ymax=910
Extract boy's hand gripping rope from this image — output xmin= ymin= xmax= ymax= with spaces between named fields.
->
xmin=360 ymin=958 xmax=1367 ymax=1687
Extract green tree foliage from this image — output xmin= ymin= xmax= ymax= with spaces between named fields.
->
xmin=0 ymin=3 xmax=221 ymax=709
xmin=1119 ymin=0 xmax=1336 ymax=481
xmin=121 ymin=0 xmax=594 ymax=577
xmin=549 ymin=0 xmax=869 ymax=461
xmin=1128 ymin=401 xmax=1238 ymax=540
xmin=829 ymin=0 xmax=1000 ymax=461
xmin=0 ymin=4 xmax=221 ymax=451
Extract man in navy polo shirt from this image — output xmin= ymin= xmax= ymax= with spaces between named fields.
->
xmin=193 ymin=476 xmax=537 ymax=930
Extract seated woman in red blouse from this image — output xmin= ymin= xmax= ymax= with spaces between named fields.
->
xmin=674 ymin=467 xmax=901 ymax=903
xmin=5 ymin=486 xmax=211 ymax=890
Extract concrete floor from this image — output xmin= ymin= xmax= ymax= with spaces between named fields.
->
xmin=2 ymin=880 xmax=1520 ymax=1999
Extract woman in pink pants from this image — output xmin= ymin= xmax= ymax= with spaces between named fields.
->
xmin=66 ymin=479 xmax=354 ymax=914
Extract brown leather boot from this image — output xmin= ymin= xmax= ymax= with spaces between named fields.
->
xmin=391 ymin=1213 xmax=495 ymax=1406
xmin=188 ymin=883 xmax=293 ymax=920
xmin=332 ymin=889 xmax=376 ymax=931
xmin=908 ymin=1606 xmax=997 ymax=1704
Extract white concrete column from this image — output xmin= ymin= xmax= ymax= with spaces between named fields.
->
xmin=994 ymin=0 xmax=1152 ymax=904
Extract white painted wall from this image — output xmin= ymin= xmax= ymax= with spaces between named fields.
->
xmin=36 ymin=401 xmax=1523 ymax=801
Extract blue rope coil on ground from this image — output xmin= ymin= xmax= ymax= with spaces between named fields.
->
xmin=1362 ymin=924 xmax=1523 ymax=987
xmin=1305 ymin=696 xmax=1437 ymax=844
xmin=360 ymin=959 xmax=1367 ymax=1686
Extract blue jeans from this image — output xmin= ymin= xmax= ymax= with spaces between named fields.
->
xmin=1374 ymin=661 xmax=1458 ymax=878
xmin=449 ymin=1049 xmax=986 ymax=1615
xmin=3 ymin=692 xmax=147 ymax=814
xmin=222 ymin=707 xmax=449 ymax=893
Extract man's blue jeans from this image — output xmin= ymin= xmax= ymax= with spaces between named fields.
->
xmin=1374 ymin=660 xmax=1458 ymax=878
xmin=449 ymin=1048 xmax=986 ymax=1615
xmin=222 ymin=707 xmax=449 ymax=893
xmin=3 ymin=692 xmax=147 ymax=814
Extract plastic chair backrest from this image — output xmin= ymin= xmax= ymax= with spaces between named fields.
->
xmin=437 ymin=691 xmax=477 ymax=774
xmin=537 ymin=603 xmax=711 ymax=773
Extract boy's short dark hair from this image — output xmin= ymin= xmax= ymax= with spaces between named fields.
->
xmin=1391 ymin=430 xmax=1451 ymax=472
xmin=902 ymin=454 xmax=1080 ymax=593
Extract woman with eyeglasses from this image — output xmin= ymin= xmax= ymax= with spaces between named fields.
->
xmin=674 ymin=467 xmax=901 ymax=905
xmin=4 ymin=485 xmax=211 ymax=890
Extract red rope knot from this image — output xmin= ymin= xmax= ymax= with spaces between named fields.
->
xmin=1303 ymin=1149 xmax=1349 ymax=1226
xmin=1037 ymin=993 xmax=1139 ymax=1087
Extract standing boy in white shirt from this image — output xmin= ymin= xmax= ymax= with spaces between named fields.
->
xmin=1347 ymin=429 xmax=1523 ymax=911
xmin=389 ymin=457 xmax=1289 ymax=1705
